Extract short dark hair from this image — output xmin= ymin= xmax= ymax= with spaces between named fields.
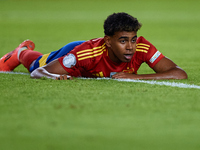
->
xmin=104 ymin=12 xmax=142 ymax=36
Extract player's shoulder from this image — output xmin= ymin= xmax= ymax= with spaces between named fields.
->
xmin=136 ymin=36 xmax=152 ymax=46
xmin=74 ymin=38 xmax=104 ymax=51
xmin=136 ymin=36 xmax=152 ymax=53
xmin=90 ymin=37 xmax=104 ymax=44
xmin=75 ymin=38 xmax=105 ymax=65
xmin=88 ymin=38 xmax=105 ymax=50
xmin=75 ymin=37 xmax=105 ymax=57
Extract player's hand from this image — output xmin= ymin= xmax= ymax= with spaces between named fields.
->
xmin=112 ymin=72 xmax=139 ymax=79
xmin=56 ymin=75 xmax=73 ymax=80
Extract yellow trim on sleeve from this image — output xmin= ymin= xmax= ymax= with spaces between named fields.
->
xmin=78 ymin=51 xmax=103 ymax=61
xmin=39 ymin=53 xmax=50 ymax=67
xmin=136 ymin=46 xmax=149 ymax=50
xmin=77 ymin=49 xmax=103 ymax=57
xmin=76 ymin=43 xmax=106 ymax=54
xmin=136 ymin=49 xmax=148 ymax=53
xmin=137 ymin=43 xmax=150 ymax=47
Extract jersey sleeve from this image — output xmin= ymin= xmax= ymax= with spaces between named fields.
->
xmin=58 ymin=53 xmax=82 ymax=77
xmin=57 ymin=38 xmax=104 ymax=77
xmin=136 ymin=36 xmax=165 ymax=68
xmin=57 ymin=42 xmax=91 ymax=77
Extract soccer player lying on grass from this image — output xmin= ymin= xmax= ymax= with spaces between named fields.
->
xmin=0 ymin=12 xmax=187 ymax=80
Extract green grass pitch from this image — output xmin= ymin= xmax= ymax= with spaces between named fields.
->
xmin=0 ymin=0 xmax=200 ymax=150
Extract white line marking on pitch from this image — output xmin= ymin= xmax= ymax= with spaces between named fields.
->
xmin=0 ymin=71 xmax=29 ymax=75
xmin=114 ymin=78 xmax=200 ymax=89
xmin=85 ymin=78 xmax=200 ymax=89
xmin=1 ymin=72 xmax=200 ymax=89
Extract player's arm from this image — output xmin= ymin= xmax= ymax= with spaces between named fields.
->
xmin=151 ymin=57 xmax=187 ymax=79
xmin=30 ymin=59 xmax=72 ymax=80
xmin=112 ymin=57 xmax=188 ymax=80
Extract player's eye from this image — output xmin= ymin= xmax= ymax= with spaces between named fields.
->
xmin=132 ymin=39 xmax=136 ymax=43
xmin=120 ymin=40 xmax=126 ymax=44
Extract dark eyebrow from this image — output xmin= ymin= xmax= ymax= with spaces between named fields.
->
xmin=118 ymin=35 xmax=137 ymax=40
xmin=132 ymin=35 xmax=137 ymax=39
xmin=118 ymin=36 xmax=128 ymax=40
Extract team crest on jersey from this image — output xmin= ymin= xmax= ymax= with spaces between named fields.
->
xmin=63 ymin=54 xmax=76 ymax=68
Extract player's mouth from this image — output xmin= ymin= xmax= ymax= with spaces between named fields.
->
xmin=124 ymin=54 xmax=133 ymax=60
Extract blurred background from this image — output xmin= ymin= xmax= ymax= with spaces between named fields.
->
xmin=1 ymin=0 xmax=200 ymax=77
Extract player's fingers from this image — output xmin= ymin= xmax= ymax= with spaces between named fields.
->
xmin=58 ymin=75 xmax=64 ymax=80
xmin=63 ymin=75 xmax=68 ymax=80
xmin=61 ymin=75 xmax=66 ymax=80
xmin=56 ymin=75 xmax=73 ymax=80
xmin=112 ymin=72 xmax=122 ymax=78
xmin=69 ymin=76 xmax=73 ymax=80
xmin=112 ymin=72 xmax=127 ymax=79
xmin=65 ymin=75 xmax=73 ymax=80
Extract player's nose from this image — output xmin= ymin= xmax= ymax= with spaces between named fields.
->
xmin=126 ymin=41 xmax=133 ymax=50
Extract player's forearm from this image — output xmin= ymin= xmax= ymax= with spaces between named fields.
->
xmin=112 ymin=67 xmax=187 ymax=80
xmin=145 ymin=67 xmax=188 ymax=80
xmin=135 ymin=70 xmax=187 ymax=80
xmin=30 ymin=67 xmax=61 ymax=79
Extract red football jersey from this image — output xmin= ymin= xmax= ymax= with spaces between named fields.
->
xmin=58 ymin=36 xmax=164 ymax=77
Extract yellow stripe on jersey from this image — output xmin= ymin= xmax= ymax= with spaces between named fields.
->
xmin=77 ymin=48 xmax=104 ymax=57
xmin=77 ymin=43 xmax=106 ymax=61
xmin=136 ymin=46 xmax=149 ymax=50
xmin=137 ymin=43 xmax=150 ymax=47
xmin=136 ymin=49 xmax=148 ymax=53
xmin=76 ymin=43 xmax=106 ymax=54
xmin=39 ymin=53 xmax=50 ymax=67
xmin=78 ymin=51 xmax=104 ymax=61
xmin=136 ymin=43 xmax=150 ymax=53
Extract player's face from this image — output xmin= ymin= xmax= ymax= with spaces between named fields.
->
xmin=105 ymin=31 xmax=137 ymax=63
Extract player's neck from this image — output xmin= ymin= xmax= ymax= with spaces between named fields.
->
xmin=107 ymin=48 xmax=121 ymax=64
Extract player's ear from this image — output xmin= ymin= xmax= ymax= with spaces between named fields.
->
xmin=104 ymin=35 xmax=111 ymax=48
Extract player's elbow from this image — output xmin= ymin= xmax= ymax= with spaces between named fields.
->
xmin=174 ymin=66 xmax=188 ymax=79
xmin=180 ymin=70 xmax=188 ymax=79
